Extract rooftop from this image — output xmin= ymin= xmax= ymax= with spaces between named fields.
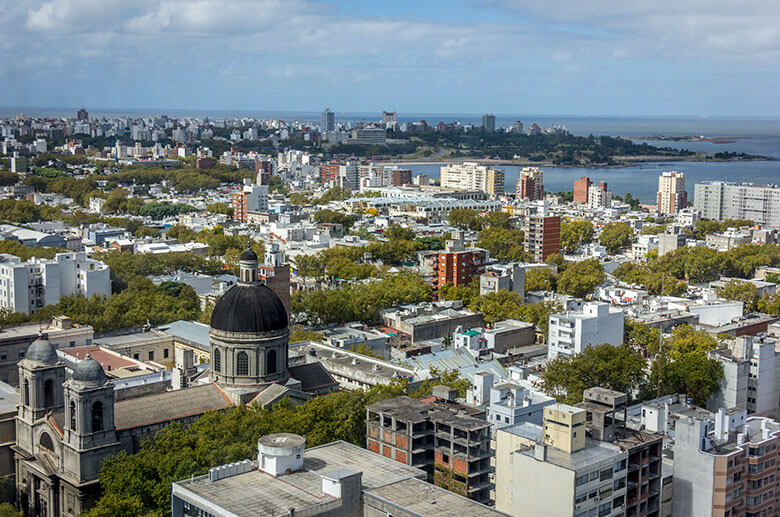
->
xmin=173 ymin=440 xmax=425 ymax=517
xmin=368 ymin=396 xmax=490 ymax=431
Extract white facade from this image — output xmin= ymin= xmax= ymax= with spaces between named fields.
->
xmin=547 ymin=302 xmax=625 ymax=360
xmin=243 ymin=180 xmax=269 ymax=213
xmin=658 ymin=171 xmax=687 ymax=215
xmin=0 ymin=252 xmax=111 ymax=314
xmin=440 ymin=162 xmax=503 ymax=194
xmin=587 ymin=185 xmax=612 ymax=209
xmin=694 ymin=181 xmax=780 ymax=227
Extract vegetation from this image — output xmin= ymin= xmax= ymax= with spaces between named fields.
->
xmin=313 ymin=209 xmax=356 ymax=231
xmin=0 ymin=240 xmax=64 ymax=261
xmin=560 ymin=220 xmax=594 ymax=253
xmin=291 ymin=273 xmax=433 ymax=325
xmin=537 ymin=344 xmax=647 ymax=404
xmin=556 ymin=259 xmax=605 ymax=298
xmin=598 ymin=222 xmax=633 ymax=254
xmin=717 ymin=280 xmax=759 ymax=314
xmin=525 ymin=268 xmax=556 ymax=291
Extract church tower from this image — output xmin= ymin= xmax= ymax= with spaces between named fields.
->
xmin=61 ymin=355 xmax=119 ymax=483
xmin=209 ymin=248 xmax=290 ymax=398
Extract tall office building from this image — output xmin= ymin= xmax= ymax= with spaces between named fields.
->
xmin=573 ymin=176 xmax=592 ymax=203
xmin=232 ymin=179 xmax=269 ymax=222
xmin=482 ymin=113 xmax=496 ymax=131
xmin=440 ymin=162 xmax=504 ymax=195
xmin=523 ymin=215 xmax=560 ymax=262
xmin=516 ymin=167 xmax=544 ymax=201
xmin=321 ymin=108 xmax=335 ymax=132
xmin=657 ymin=171 xmax=687 ymax=214
xmin=694 ymin=181 xmax=780 ymax=227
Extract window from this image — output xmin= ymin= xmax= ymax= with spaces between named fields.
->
xmin=266 ymin=349 xmax=277 ymax=375
xmin=576 ymin=474 xmax=589 ymax=486
xmin=18 ymin=349 xmax=24 ymax=358
xmin=23 ymin=379 xmax=29 ymax=406
xmin=747 ymin=495 xmax=761 ymax=506
xmin=39 ymin=432 xmax=54 ymax=451
xmin=213 ymin=348 xmax=221 ymax=373
xmin=163 ymin=348 xmax=169 ymax=359
xmin=70 ymin=401 xmax=76 ymax=431
xmin=615 ymin=459 xmax=627 ymax=472
xmin=600 ymin=468 xmax=613 ymax=481
xmin=69 ymin=340 xmax=75 ymax=347
xmin=43 ymin=379 xmax=54 ymax=407
xmin=237 ymin=352 xmax=249 ymax=376
xmin=133 ymin=353 xmax=139 ymax=360
xmin=575 ymin=494 xmax=587 ymax=504
xmin=148 ymin=351 xmax=154 ymax=361
xmin=589 ymin=471 xmax=599 ymax=481
xmin=91 ymin=401 xmax=103 ymax=433
xmin=614 ymin=478 xmax=626 ymax=490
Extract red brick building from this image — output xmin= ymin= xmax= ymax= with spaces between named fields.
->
xmin=366 ymin=396 xmax=491 ymax=504
xmin=232 ymin=190 xmax=249 ymax=222
xmin=524 ymin=215 xmax=561 ymax=262
xmin=573 ymin=176 xmax=592 ymax=203
xmin=433 ymin=249 xmax=487 ymax=289
xmin=320 ymin=163 xmax=342 ymax=185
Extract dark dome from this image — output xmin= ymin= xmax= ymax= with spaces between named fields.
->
xmin=210 ymin=283 xmax=288 ymax=333
xmin=240 ymin=248 xmax=258 ymax=262
xmin=27 ymin=337 xmax=58 ymax=364
xmin=72 ymin=355 xmax=107 ymax=385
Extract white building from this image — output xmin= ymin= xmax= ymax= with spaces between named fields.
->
xmin=657 ymin=171 xmax=687 ymax=215
xmin=440 ymin=162 xmax=504 ymax=195
xmin=694 ymin=181 xmax=780 ymax=227
xmin=547 ymin=302 xmax=625 ymax=360
xmin=0 ymin=252 xmax=111 ymax=314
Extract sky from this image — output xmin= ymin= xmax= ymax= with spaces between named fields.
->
xmin=1 ymin=0 xmax=779 ymax=116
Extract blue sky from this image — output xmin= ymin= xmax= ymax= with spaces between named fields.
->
xmin=1 ymin=0 xmax=779 ymax=116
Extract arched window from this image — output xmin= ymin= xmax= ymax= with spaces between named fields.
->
xmin=39 ymin=432 xmax=54 ymax=452
xmin=213 ymin=348 xmax=221 ymax=373
xmin=70 ymin=401 xmax=76 ymax=432
xmin=266 ymin=349 xmax=277 ymax=375
xmin=23 ymin=379 xmax=29 ymax=406
xmin=91 ymin=401 xmax=103 ymax=433
xmin=237 ymin=352 xmax=249 ymax=376
xmin=43 ymin=379 xmax=54 ymax=408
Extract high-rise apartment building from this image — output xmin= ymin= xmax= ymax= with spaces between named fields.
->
xmin=588 ymin=182 xmax=612 ymax=209
xmin=694 ymin=181 xmax=780 ymax=227
xmin=482 ymin=113 xmax=496 ymax=131
xmin=433 ymin=232 xmax=488 ymax=289
xmin=232 ymin=179 xmax=269 ymax=222
xmin=440 ymin=162 xmax=504 ymax=196
xmin=523 ymin=214 xmax=560 ymax=262
xmin=512 ymin=120 xmax=524 ymax=133
xmin=495 ymin=388 xmax=664 ymax=517
xmin=674 ymin=410 xmax=780 ymax=517
xmin=516 ymin=167 xmax=544 ymax=201
xmin=76 ymin=108 xmax=88 ymax=121
xmin=381 ymin=110 xmax=397 ymax=123
xmin=573 ymin=176 xmax=592 ymax=203
xmin=321 ymin=107 xmax=335 ymax=132
xmin=657 ymin=171 xmax=687 ymax=214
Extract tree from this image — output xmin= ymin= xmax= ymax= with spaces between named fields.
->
xmin=384 ymin=224 xmax=415 ymax=241
xmin=525 ymin=268 xmax=556 ymax=291
xmin=313 ymin=209 xmax=356 ymax=231
xmin=556 ymin=259 xmax=605 ymax=298
xmin=560 ymin=220 xmax=594 ymax=253
xmin=537 ymin=344 xmax=647 ymax=404
xmin=650 ymin=325 xmax=724 ymax=407
xmin=207 ymin=202 xmax=233 ymax=217
xmin=718 ymin=280 xmax=759 ymax=314
xmin=598 ymin=222 xmax=633 ymax=254
xmin=448 ymin=208 xmax=482 ymax=231
xmin=758 ymin=294 xmax=780 ymax=316
xmin=477 ymin=226 xmax=529 ymax=262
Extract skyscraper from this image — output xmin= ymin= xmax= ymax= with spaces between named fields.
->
xmin=657 ymin=171 xmax=687 ymax=214
xmin=573 ymin=176 xmax=592 ymax=203
xmin=481 ymin=113 xmax=496 ymax=131
xmin=321 ymin=108 xmax=335 ymax=132
xmin=77 ymin=108 xmax=88 ymax=121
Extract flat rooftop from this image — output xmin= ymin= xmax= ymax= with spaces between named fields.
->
xmin=365 ymin=476 xmax=507 ymax=516
xmin=174 ymin=441 xmax=425 ymax=517
xmin=518 ymin=437 xmax=623 ymax=472
xmin=368 ymin=396 xmax=490 ymax=431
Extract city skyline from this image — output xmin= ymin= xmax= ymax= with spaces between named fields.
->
xmin=1 ymin=0 xmax=779 ymax=117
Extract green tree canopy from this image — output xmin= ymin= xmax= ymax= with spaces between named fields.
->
xmin=598 ymin=222 xmax=633 ymax=254
xmin=556 ymin=259 xmax=605 ymax=298
xmin=718 ymin=280 xmax=759 ymax=314
xmin=560 ymin=220 xmax=594 ymax=253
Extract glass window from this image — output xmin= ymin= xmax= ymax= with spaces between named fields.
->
xmin=237 ymin=351 xmax=249 ymax=376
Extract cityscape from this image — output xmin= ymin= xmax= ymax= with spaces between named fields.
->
xmin=2 ymin=1 xmax=780 ymax=517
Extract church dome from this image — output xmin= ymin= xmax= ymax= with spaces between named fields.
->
xmin=240 ymin=248 xmax=258 ymax=262
xmin=72 ymin=355 xmax=107 ymax=385
xmin=27 ymin=336 xmax=58 ymax=365
xmin=210 ymin=283 xmax=288 ymax=334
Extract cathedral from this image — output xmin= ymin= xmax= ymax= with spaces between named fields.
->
xmin=13 ymin=249 xmax=337 ymax=516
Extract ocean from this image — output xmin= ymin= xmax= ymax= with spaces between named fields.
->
xmin=2 ymin=108 xmax=778 ymax=203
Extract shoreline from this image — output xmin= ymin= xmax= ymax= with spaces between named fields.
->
xmin=374 ymin=155 xmax=772 ymax=169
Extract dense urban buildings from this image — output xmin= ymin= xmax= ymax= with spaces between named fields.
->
xmin=433 ymin=231 xmax=488 ymax=289
xmin=657 ymin=171 xmax=687 ymax=214
xmin=547 ymin=302 xmax=625 ymax=360
xmin=0 ymin=253 xmax=110 ymax=315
